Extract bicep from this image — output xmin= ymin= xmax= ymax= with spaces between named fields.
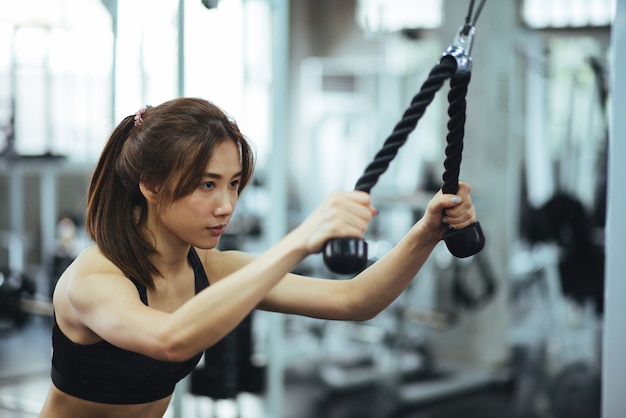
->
xmin=68 ymin=274 xmax=171 ymax=360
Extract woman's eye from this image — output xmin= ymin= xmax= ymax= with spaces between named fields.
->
xmin=202 ymin=182 xmax=215 ymax=190
xmin=230 ymin=180 xmax=241 ymax=189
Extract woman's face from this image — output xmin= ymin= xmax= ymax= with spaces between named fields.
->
xmin=157 ymin=140 xmax=242 ymax=250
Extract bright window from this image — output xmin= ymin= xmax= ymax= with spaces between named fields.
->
xmin=522 ymin=0 xmax=615 ymax=28
xmin=0 ymin=0 xmax=272 ymax=164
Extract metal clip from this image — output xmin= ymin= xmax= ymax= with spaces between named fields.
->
xmin=443 ymin=24 xmax=476 ymax=74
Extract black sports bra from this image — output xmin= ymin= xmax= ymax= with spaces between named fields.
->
xmin=51 ymin=247 xmax=209 ymax=405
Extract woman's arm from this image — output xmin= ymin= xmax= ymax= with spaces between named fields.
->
xmin=64 ymin=185 xmax=473 ymax=361
xmin=259 ymin=183 xmax=476 ymax=321
xmin=64 ymin=190 xmax=376 ymax=361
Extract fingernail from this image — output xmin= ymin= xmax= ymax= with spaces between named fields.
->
xmin=450 ymin=196 xmax=462 ymax=205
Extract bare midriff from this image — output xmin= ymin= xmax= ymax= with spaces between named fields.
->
xmin=38 ymin=384 xmax=172 ymax=418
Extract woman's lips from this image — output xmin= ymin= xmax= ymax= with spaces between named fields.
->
xmin=208 ymin=225 xmax=226 ymax=235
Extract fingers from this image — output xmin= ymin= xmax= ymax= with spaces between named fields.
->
xmin=425 ymin=182 xmax=476 ymax=232
xmin=441 ymin=202 xmax=476 ymax=230
xmin=439 ymin=182 xmax=476 ymax=230
xmin=300 ymin=190 xmax=376 ymax=254
xmin=325 ymin=190 xmax=375 ymax=237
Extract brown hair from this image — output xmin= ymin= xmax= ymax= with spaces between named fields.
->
xmin=86 ymin=97 xmax=255 ymax=289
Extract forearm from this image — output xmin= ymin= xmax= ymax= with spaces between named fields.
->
xmin=163 ymin=231 xmax=307 ymax=360
xmin=345 ymin=219 xmax=440 ymax=321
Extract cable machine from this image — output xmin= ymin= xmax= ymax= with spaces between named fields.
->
xmin=323 ymin=0 xmax=486 ymax=275
xmin=309 ymin=1 xmax=506 ymax=414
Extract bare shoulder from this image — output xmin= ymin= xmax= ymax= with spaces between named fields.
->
xmin=55 ymin=246 xmax=133 ymax=302
xmin=71 ymin=245 xmax=123 ymax=276
xmin=195 ymin=248 xmax=256 ymax=283
xmin=53 ymin=245 xmax=142 ymax=343
xmin=64 ymin=246 xmax=139 ymax=302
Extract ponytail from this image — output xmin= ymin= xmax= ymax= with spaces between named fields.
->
xmin=86 ymin=116 xmax=159 ymax=288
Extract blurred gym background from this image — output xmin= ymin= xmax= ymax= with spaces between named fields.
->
xmin=0 ymin=1 xmax=622 ymax=417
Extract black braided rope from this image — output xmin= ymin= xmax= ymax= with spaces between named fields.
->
xmin=353 ymin=58 xmax=457 ymax=193
xmin=442 ymin=71 xmax=471 ymax=195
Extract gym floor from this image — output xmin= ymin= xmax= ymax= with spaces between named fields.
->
xmin=0 ymin=315 xmax=595 ymax=418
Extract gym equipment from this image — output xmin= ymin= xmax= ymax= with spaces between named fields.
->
xmin=0 ymin=98 xmax=17 ymax=159
xmin=190 ymin=313 xmax=265 ymax=407
xmin=508 ymin=242 xmax=602 ymax=418
xmin=0 ymin=266 xmax=36 ymax=327
xmin=524 ymin=192 xmax=604 ymax=313
xmin=323 ymin=0 xmax=486 ymax=275
xmin=510 ymin=45 xmax=606 ymax=418
xmin=306 ymin=246 xmax=502 ymax=416
xmin=548 ymin=362 xmax=600 ymax=418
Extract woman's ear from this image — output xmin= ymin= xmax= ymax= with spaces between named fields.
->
xmin=139 ymin=178 xmax=159 ymax=204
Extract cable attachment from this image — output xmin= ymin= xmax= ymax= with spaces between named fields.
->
xmin=323 ymin=0 xmax=488 ymax=274
xmin=323 ymin=60 xmax=457 ymax=275
xmin=439 ymin=0 xmax=488 ymax=258
xmin=443 ymin=25 xmax=476 ymax=74
xmin=442 ymin=0 xmax=486 ymax=74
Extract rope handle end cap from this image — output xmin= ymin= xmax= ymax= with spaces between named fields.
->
xmin=444 ymin=221 xmax=485 ymax=258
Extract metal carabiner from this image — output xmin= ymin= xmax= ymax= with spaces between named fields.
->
xmin=442 ymin=0 xmax=486 ymax=74
xmin=443 ymin=24 xmax=476 ymax=74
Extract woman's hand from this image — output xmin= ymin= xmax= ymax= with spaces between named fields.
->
xmin=295 ymin=191 xmax=376 ymax=254
xmin=421 ymin=181 xmax=476 ymax=241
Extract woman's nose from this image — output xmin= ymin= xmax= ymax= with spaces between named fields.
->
xmin=214 ymin=193 xmax=234 ymax=216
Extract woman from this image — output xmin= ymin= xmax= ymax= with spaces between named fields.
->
xmin=39 ymin=97 xmax=477 ymax=417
